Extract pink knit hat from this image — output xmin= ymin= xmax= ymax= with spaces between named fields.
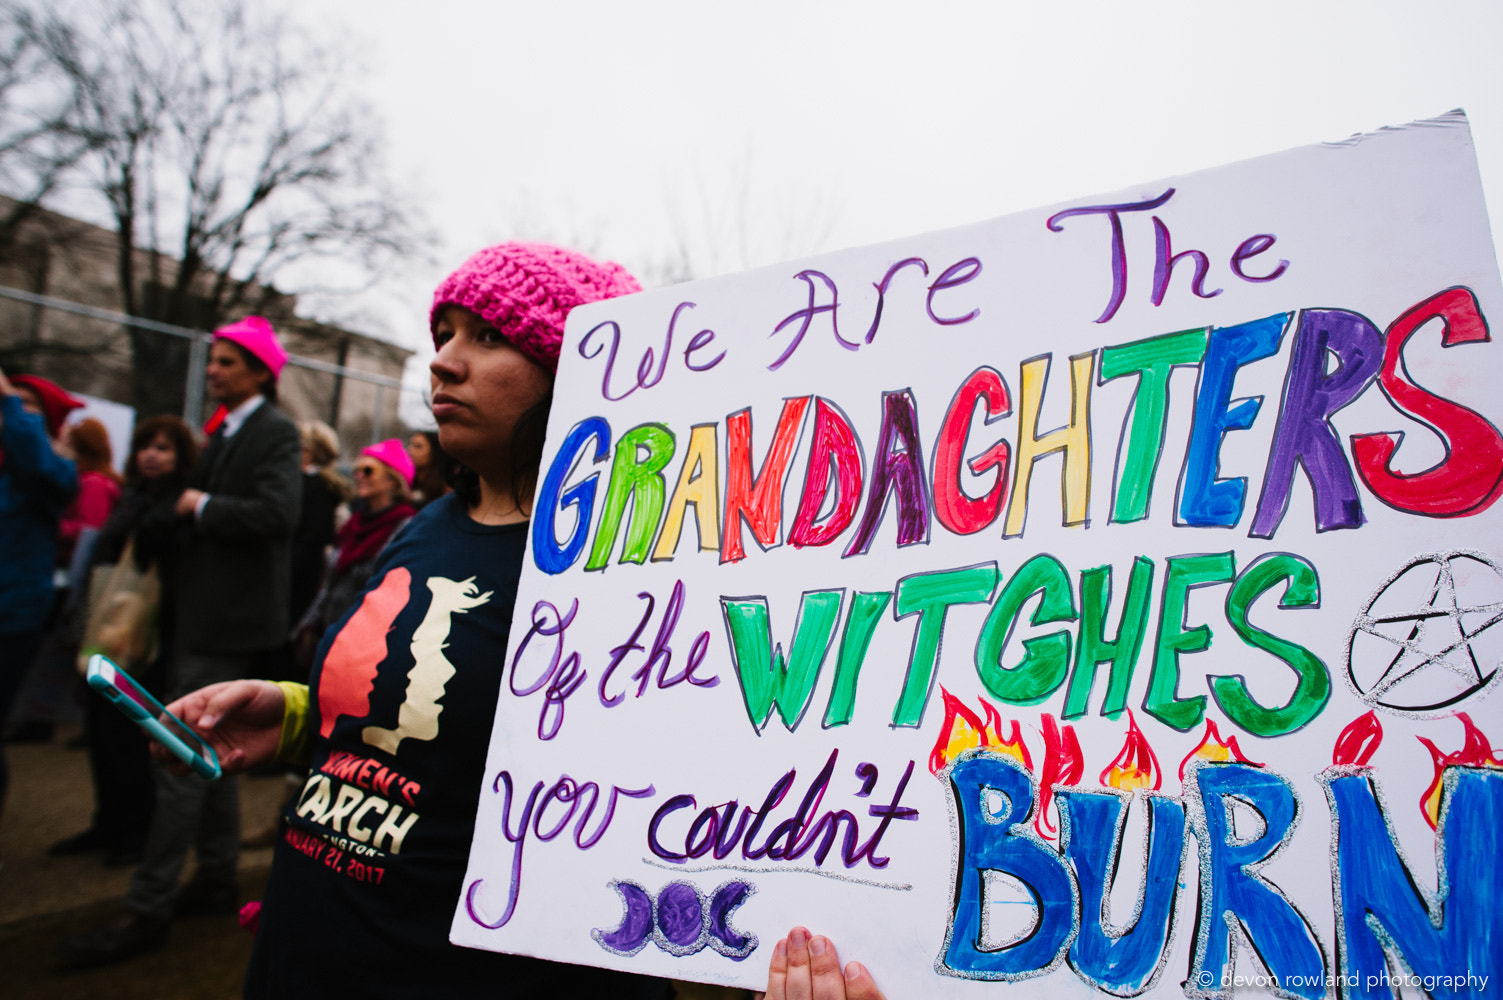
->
xmin=361 ymin=438 xmax=415 ymax=488
xmin=429 ymin=243 xmax=641 ymax=374
xmin=214 ymin=316 xmax=288 ymax=379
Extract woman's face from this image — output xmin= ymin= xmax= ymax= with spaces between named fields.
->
xmin=407 ymin=433 xmax=431 ymax=469
xmin=353 ymin=458 xmax=397 ymax=508
xmin=429 ymin=306 xmax=552 ymax=478
xmin=135 ymin=431 xmax=178 ymax=481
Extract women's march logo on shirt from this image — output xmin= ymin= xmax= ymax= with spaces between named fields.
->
xmin=319 ymin=567 xmax=493 ymax=754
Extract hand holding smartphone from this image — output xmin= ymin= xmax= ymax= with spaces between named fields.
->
xmin=86 ymin=653 xmax=222 ymax=780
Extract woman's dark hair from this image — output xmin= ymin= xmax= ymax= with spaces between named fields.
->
xmin=125 ymin=414 xmax=199 ymax=491
xmin=412 ymin=430 xmax=450 ymax=503
xmin=446 ymin=387 xmax=554 ymax=514
xmin=416 ymin=430 xmax=442 ymax=458
xmin=222 ymin=338 xmax=278 ymax=403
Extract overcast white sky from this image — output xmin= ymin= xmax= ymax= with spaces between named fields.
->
xmin=309 ymin=0 xmax=1503 ymax=418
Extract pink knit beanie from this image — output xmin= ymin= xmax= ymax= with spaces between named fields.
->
xmin=429 ymin=243 xmax=641 ymax=374
xmin=361 ymin=438 xmax=415 ymax=488
xmin=214 ymin=316 xmax=288 ymax=379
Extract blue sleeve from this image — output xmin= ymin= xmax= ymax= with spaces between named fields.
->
xmin=1 ymin=394 xmax=77 ymax=513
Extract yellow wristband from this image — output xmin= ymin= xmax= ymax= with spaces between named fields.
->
xmin=272 ymin=681 xmax=312 ymax=765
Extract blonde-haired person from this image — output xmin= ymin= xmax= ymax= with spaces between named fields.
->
xmin=300 ymin=421 xmax=350 ymax=503
xmin=65 ymin=316 xmax=302 ymax=968
xmin=300 ymin=420 xmax=341 ymax=476
xmin=287 ymin=421 xmax=352 ymax=651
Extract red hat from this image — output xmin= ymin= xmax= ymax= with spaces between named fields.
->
xmin=10 ymin=374 xmax=84 ymax=438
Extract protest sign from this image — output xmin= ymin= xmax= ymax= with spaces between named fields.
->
xmin=452 ymin=110 xmax=1503 ymax=998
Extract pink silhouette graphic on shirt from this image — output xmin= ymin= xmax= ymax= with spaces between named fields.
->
xmin=318 ymin=567 xmax=411 ymax=738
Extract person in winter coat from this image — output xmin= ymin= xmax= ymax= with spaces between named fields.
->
xmin=50 ymin=415 xmax=199 ymax=866
xmin=298 ymin=438 xmax=417 ymax=641
xmin=0 ymin=368 xmax=79 ymax=815
xmin=65 ymin=317 xmax=300 ymax=966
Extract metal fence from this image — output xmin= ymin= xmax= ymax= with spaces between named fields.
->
xmin=0 ymin=284 xmax=423 ymax=449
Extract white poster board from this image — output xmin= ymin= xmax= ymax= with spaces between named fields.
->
xmin=455 ymin=110 xmax=1503 ymax=999
xmin=67 ymin=393 xmax=136 ymax=474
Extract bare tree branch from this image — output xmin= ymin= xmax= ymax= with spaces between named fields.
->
xmin=1 ymin=0 xmax=430 ymax=414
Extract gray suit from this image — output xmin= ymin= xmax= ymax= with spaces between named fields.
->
xmin=175 ymin=402 xmax=302 ymax=653
xmin=128 ymin=399 xmax=301 ymax=921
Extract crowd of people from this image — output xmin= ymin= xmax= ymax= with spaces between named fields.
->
xmin=0 ymin=243 xmax=885 ymax=999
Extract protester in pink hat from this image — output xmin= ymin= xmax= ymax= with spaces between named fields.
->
xmin=292 ymin=438 xmax=417 ymax=645
xmin=214 ymin=315 xmax=289 ymax=373
xmin=156 ymin=243 xmax=677 ymax=998
xmin=360 ymin=437 xmax=415 ymax=491
xmin=199 ymin=315 xmax=289 ymax=435
xmin=66 ymin=315 xmax=301 ymax=968
xmin=75 ymin=252 xmax=893 ymax=995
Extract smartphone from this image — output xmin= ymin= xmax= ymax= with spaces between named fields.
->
xmin=86 ymin=653 xmax=222 ymax=780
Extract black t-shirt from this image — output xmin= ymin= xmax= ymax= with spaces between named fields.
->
xmin=245 ymin=496 xmax=670 ymax=999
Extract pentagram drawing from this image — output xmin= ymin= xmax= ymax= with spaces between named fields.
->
xmin=1346 ymin=550 xmax=1503 ymax=717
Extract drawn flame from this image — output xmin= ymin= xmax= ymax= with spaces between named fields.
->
xmin=1034 ymin=713 xmax=1084 ymax=840
xmin=1417 ymin=712 xmax=1501 ymax=830
xmin=1099 ymin=710 xmax=1162 ymax=791
xmin=928 ymin=687 xmax=1032 ymax=776
xmin=1178 ymin=719 xmax=1260 ymax=783
xmin=1331 ymin=711 xmax=1383 ymax=766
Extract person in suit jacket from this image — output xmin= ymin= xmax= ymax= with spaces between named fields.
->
xmin=67 ymin=316 xmax=301 ymax=967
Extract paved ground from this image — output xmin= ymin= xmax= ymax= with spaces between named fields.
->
xmin=0 ymin=725 xmax=280 ymax=999
xmin=0 ymin=725 xmax=753 ymax=1000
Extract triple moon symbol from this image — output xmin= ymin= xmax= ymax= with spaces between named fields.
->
xmin=1346 ymin=550 xmax=1503 ymax=716
xmin=592 ymin=879 xmax=757 ymax=960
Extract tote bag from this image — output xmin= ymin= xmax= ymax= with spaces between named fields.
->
xmin=76 ymin=536 xmax=161 ymax=674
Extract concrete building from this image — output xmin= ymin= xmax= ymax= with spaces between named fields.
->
xmin=0 ymin=196 xmax=412 ymax=456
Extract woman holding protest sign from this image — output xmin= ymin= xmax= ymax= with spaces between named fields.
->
xmin=156 ymin=244 xmax=672 ymax=997
xmin=759 ymin=926 xmax=887 ymax=1000
xmin=153 ymin=242 xmax=889 ymax=998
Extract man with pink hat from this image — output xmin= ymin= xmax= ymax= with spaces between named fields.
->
xmin=68 ymin=316 xmax=302 ymax=967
